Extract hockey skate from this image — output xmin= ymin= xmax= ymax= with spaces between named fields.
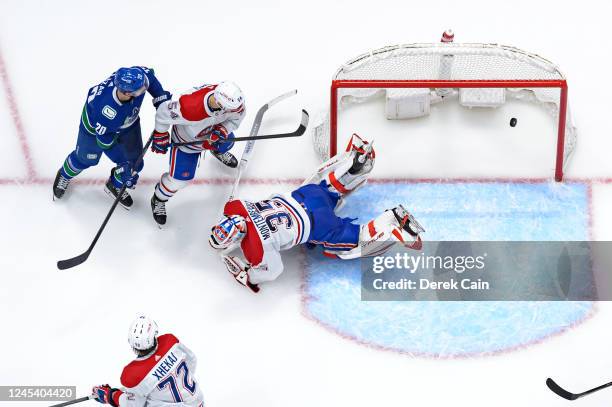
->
xmin=392 ymin=204 xmax=425 ymax=237
xmin=52 ymin=170 xmax=71 ymax=200
xmin=391 ymin=205 xmax=425 ymax=250
xmin=104 ymin=171 xmax=134 ymax=209
xmin=150 ymin=194 xmax=167 ymax=226
xmin=348 ymin=137 xmax=375 ymax=175
xmin=211 ymin=150 xmax=238 ymax=168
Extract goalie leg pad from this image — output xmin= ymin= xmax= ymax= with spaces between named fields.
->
xmin=335 ymin=207 xmax=423 ymax=260
xmin=154 ymin=172 xmax=189 ymax=201
xmin=328 ymin=134 xmax=375 ymax=195
xmin=302 ymin=134 xmax=375 ymax=196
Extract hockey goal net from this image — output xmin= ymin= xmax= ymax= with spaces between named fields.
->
xmin=312 ymin=39 xmax=577 ymax=181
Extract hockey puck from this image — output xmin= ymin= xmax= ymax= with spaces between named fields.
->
xmin=510 ymin=117 xmax=517 ymax=127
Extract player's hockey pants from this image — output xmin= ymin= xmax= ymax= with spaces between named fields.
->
xmin=60 ymin=120 xmax=144 ymax=187
xmin=292 ymin=181 xmax=360 ymax=254
xmin=164 ymin=130 xmax=237 ymax=182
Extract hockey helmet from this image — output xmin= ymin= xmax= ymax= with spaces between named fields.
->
xmin=114 ymin=67 xmax=148 ymax=96
xmin=127 ymin=315 xmax=159 ymax=355
xmin=209 ymin=215 xmax=247 ymax=250
xmin=214 ymin=81 xmax=244 ymax=112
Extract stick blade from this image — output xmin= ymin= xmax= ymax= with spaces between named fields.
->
xmin=546 ymin=378 xmax=579 ymax=400
xmin=266 ymin=89 xmax=298 ymax=108
xmin=57 ymin=251 xmax=90 ymax=270
xmin=299 ymin=109 xmax=309 ymax=133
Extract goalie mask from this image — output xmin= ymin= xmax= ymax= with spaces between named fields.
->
xmin=209 ymin=215 xmax=247 ymax=250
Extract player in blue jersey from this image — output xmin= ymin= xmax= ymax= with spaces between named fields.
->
xmin=53 ymin=66 xmax=171 ymax=208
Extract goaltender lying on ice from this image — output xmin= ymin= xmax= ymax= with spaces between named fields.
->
xmin=208 ymin=134 xmax=426 ymax=293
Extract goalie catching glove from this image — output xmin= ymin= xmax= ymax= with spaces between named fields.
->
xmin=222 ymin=255 xmax=260 ymax=293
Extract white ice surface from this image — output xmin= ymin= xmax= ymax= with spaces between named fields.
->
xmin=2 ymin=1 xmax=612 ymax=406
xmin=0 ymin=71 xmax=26 ymax=177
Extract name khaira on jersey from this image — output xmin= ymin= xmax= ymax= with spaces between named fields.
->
xmin=151 ymin=351 xmax=179 ymax=381
xmin=244 ymin=201 xmax=271 ymax=241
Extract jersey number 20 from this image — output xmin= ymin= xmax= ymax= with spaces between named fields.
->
xmin=157 ymin=360 xmax=197 ymax=402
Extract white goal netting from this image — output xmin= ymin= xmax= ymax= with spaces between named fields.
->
xmin=312 ymin=42 xmax=577 ymax=179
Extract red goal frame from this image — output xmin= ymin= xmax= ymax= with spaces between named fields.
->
xmin=329 ymin=79 xmax=569 ymax=181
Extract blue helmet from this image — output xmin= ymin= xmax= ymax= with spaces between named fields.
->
xmin=113 ymin=67 xmax=147 ymax=94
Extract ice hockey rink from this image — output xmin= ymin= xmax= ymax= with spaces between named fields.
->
xmin=2 ymin=0 xmax=612 ymax=406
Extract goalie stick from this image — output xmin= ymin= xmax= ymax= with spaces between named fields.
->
xmin=48 ymin=396 xmax=92 ymax=407
xmin=227 ymin=89 xmax=304 ymax=201
xmin=170 ymin=108 xmax=308 ymax=147
xmin=218 ymin=90 xmax=303 ymax=291
xmin=546 ymin=377 xmax=612 ymax=400
xmin=57 ymin=90 xmax=305 ymax=271
xmin=56 ymin=135 xmax=154 ymax=270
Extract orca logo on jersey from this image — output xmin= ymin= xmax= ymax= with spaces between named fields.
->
xmin=151 ymin=351 xmax=179 ymax=380
xmin=102 ymin=105 xmax=117 ymax=120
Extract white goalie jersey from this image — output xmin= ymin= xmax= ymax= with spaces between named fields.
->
xmin=117 ymin=334 xmax=204 ymax=407
xmin=154 ymin=84 xmax=246 ymax=154
xmin=223 ymin=193 xmax=311 ymax=284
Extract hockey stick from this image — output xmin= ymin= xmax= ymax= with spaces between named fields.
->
xmin=171 ymin=110 xmax=308 ymax=147
xmin=48 ymin=396 xmax=92 ymax=407
xmin=546 ymin=377 xmax=612 ymax=400
xmin=228 ymin=89 xmax=302 ymax=201
xmin=56 ymin=135 xmax=155 ymax=270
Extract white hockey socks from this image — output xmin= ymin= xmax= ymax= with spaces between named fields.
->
xmin=154 ymin=173 xmax=189 ymax=202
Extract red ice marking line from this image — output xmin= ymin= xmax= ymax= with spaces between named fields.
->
xmin=299 ymin=282 xmax=598 ymax=359
xmin=0 ymin=44 xmax=36 ymax=180
xmin=0 ymin=177 xmax=306 ymax=186
xmin=587 ymin=182 xmax=595 ymax=241
xmin=3 ymin=176 xmax=612 ymax=186
xmin=0 ymin=176 xmax=612 ymax=190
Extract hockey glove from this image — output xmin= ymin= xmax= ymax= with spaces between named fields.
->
xmin=92 ymin=384 xmax=123 ymax=407
xmin=152 ymin=91 xmax=172 ymax=109
xmin=222 ymin=255 xmax=260 ymax=293
xmin=202 ymin=125 xmax=235 ymax=152
xmin=114 ymin=162 xmax=139 ymax=189
xmin=151 ymin=130 xmax=170 ymax=154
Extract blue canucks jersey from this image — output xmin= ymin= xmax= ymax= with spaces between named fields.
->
xmin=80 ymin=66 xmax=169 ymax=149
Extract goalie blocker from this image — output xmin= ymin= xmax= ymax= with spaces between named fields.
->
xmin=209 ymin=134 xmax=425 ymax=292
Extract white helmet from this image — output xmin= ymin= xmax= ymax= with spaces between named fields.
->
xmin=209 ymin=215 xmax=247 ymax=250
xmin=128 ymin=315 xmax=159 ymax=354
xmin=214 ymin=81 xmax=244 ymax=111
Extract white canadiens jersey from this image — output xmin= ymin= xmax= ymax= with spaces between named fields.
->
xmin=154 ymin=84 xmax=246 ymax=154
xmin=118 ymin=334 xmax=204 ymax=407
xmin=223 ymin=193 xmax=311 ymax=284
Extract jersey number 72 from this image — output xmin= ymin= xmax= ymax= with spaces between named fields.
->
xmin=157 ymin=360 xmax=197 ymax=402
